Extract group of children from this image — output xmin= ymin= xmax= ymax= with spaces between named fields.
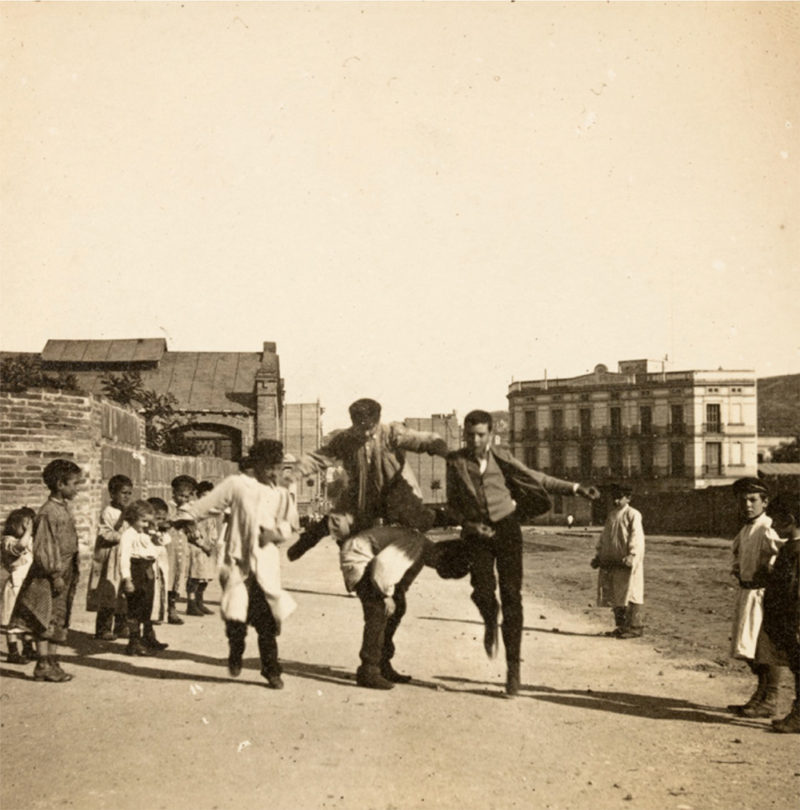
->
xmin=0 ymin=465 xmax=222 ymax=677
xmin=1 ymin=455 xmax=798 ymax=733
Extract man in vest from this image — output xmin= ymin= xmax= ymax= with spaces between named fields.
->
xmin=446 ymin=410 xmax=599 ymax=696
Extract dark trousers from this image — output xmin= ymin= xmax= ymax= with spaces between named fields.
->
xmin=126 ymin=559 xmax=156 ymax=635
xmin=356 ymin=557 xmax=422 ymax=669
xmin=225 ymin=577 xmax=280 ymax=678
xmin=466 ymin=514 xmax=523 ymax=664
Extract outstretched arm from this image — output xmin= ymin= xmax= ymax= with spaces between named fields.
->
xmin=390 ymin=422 xmax=449 ymax=457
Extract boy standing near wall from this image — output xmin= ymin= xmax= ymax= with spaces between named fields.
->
xmin=166 ymin=475 xmax=197 ymax=625
xmin=10 ymin=459 xmax=83 ymax=682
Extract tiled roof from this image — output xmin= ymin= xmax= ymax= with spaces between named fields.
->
xmin=42 ymin=338 xmax=167 ymax=363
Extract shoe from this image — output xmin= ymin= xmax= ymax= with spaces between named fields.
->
xmin=356 ymin=665 xmax=395 ymax=690
xmin=143 ymin=637 xmax=168 ymax=651
xmin=380 ymin=662 xmax=412 ymax=684
xmin=168 ymin=609 xmax=184 ymax=626
xmin=772 ymin=703 xmax=800 ymax=734
xmin=228 ymin=655 xmax=243 ymax=678
xmin=740 ymin=697 xmax=778 ymax=719
xmin=33 ymin=657 xmax=73 ymax=683
xmin=126 ymin=640 xmax=154 ymax=657
xmin=114 ymin=625 xmax=129 ymax=639
xmin=95 ymin=631 xmax=117 ymax=641
xmin=615 ymin=628 xmax=643 ymax=639
xmin=604 ymin=628 xmax=623 ymax=638
xmin=483 ymin=621 xmax=499 ymax=659
xmin=6 ymin=651 xmax=30 ymax=665
xmin=186 ymin=601 xmax=204 ymax=617
xmin=265 ymin=674 xmax=284 ymax=690
xmin=505 ymin=662 xmax=521 ymax=697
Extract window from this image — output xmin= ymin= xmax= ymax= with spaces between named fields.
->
xmin=609 ymin=443 xmax=623 ymax=476
xmin=610 ymin=407 xmax=622 ymax=436
xmin=550 ymin=445 xmax=564 ymax=476
xmin=705 ymin=442 xmax=722 ymax=475
xmin=730 ymin=442 xmax=743 ymax=466
xmin=639 ymin=405 xmax=652 ymax=435
xmin=706 ymin=403 xmax=721 ymax=433
xmin=639 ymin=443 xmax=654 ymax=477
xmin=730 ymin=403 xmax=743 ymax=424
xmin=671 ymin=443 xmax=685 ymax=476
xmin=524 ymin=410 xmax=537 ymax=438
xmin=580 ymin=408 xmax=592 ymax=437
xmin=580 ymin=445 xmax=593 ymax=478
xmin=551 ymin=409 xmax=564 ymax=437
xmin=525 ymin=446 xmax=538 ymax=469
xmin=670 ymin=404 xmax=684 ymax=434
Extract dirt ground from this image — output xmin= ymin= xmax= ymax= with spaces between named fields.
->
xmin=1 ymin=527 xmax=798 ymax=810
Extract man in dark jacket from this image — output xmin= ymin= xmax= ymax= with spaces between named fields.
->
xmin=446 ymin=410 xmax=599 ymax=696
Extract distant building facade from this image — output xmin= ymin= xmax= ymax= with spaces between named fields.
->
xmin=508 ymin=359 xmax=758 ymax=495
xmin=2 ymin=338 xmax=284 ymax=462
xmin=403 ymin=412 xmax=461 ymax=504
xmin=282 ymin=401 xmax=324 ymax=516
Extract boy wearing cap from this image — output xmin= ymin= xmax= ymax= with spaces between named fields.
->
xmin=591 ymin=483 xmax=646 ymax=639
xmin=727 ymin=477 xmax=785 ymax=718
xmin=176 ymin=440 xmax=298 ymax=690
xmin=755 ymin=494 xmax=800 ymax=733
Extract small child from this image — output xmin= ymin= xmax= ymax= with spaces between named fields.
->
xmin=1 ymin=507 xmax=37 ymax=663
xmin=755 ymin=494 xmax=800 ymax=733
xmin=727 ymin=477 xmax=785 ymax=718
xmin=185 ymin=480 xmax=218 ymax=617
xmin=119 ymin=500 xmax=168 ymax=656
xmin=10 ymin=459 xmax=83 ymax=682
xmin=177 ymin=440 xmax=298 ymax=689
xmin=591 ymin=483 xmax=646 ymax=639
xmin=146 ymin=497 xmax=172 ymax=625
xmin=86 ymin=474 xmax=134 ymax=640
xmin=165 ymin=475 xmax=197 ymax=625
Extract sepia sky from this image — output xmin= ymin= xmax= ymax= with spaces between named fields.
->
xmin=1 ymin=2 xmax=798 ymax=430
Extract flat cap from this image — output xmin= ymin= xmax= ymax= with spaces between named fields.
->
xmin=732 ymin=477 xmax=769 ymax=496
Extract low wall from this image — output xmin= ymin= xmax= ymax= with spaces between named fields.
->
xmin=0 ymin=390 xmax=237 ymax=548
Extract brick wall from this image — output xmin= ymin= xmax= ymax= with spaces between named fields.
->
xmin=0 ymin=390 xmax=237 ymax=548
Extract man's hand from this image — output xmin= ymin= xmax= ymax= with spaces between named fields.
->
xmin=259 ymin=527 xmax=280 ymax=548
xmin=122 ymin=577 xmax=135 ymax=595
xmin=383 ymin=596 xmax=396 ymax=617
xmin=51 ymin=576 xmax=65 ymax=596
xmin=465 ymin=521 xmax=495 ymax=540
xmin=621 ymin=555 xmax=634 ymax=568
xmin=576 ymin=485 xmax=600 ymax=500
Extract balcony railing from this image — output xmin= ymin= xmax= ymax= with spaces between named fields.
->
xmin=702 ymin=422 xmax=723 ymax=434
xmin=702 ymin=465 xmax=726 ymax=477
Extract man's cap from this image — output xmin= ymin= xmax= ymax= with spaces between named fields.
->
xmin=248 ymin=439 xmax=284 ymax=466
xmin=732 ymin=477 xmax=769 ymax=496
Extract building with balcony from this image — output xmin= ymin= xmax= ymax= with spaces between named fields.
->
xmin=507 ymin=360 xmax=758 ymax=497
xmin=403 ymin=412 xmax=461 ymax=504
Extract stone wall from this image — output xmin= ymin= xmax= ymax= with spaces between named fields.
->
xmin=0 ymin=390 xmax=237 ymax=548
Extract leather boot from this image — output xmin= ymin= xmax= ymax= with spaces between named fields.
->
xmin=167 ymin=591 xmax=184 ymax=625
xmin=380 ymin=661 xmax=412 ymax=684
xmin=197 ymin=582 xmax=214 ymax=615
xmin=126 ymin=624 xmax=153 ymax=657
xmin=741 ymin=666 xmax=780 ymax=718
xmin=772 ymin=700 xmax=800 ymax=734
xmin=356 ymin=664 xmax=395 ymax=690
xmin=34 ymin=655 xmax=73 ymax=683
xmin=605 ymin=607 xmax=627 ymax=637
xmin=617 ymin=604 xmax=644 ymax=639
xmin=505 ymin=661 xmax=521 ymax=696
xmin=142 ymin=624 xmax=168 ymax=651
xmin=728 ymin=667 xmax=765 ymax=714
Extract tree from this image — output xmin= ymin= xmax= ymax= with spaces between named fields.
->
xmin=0 ymin=355 xmax=81 ymax=394
xmin=771 ymin=437 xmax=800 ymax=463
xmin=100 ymin=370 xmax=193 ymax=455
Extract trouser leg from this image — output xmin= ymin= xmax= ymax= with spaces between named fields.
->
xmin=95 ymin=608 xmax=114 ymax=637
xmin=494 ymin=516 xmax=523 ymax=665
xmin=357 ymin=576 xmax=387 ymax=669
xmin=247 ymin=581 xmax=281 ymax=678
xmin=467 ymin=535 xmax=499 ymax=628
xmin=226 ymin=620 xmax=247 ymax=663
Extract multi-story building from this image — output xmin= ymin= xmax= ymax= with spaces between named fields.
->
xmin=403 ymin=412 xmax=461 ymax=504
xmin=508 ymin=360 xmax=758 ymax=496
xmin=282 ymin=401 xmax=324 ymax=516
